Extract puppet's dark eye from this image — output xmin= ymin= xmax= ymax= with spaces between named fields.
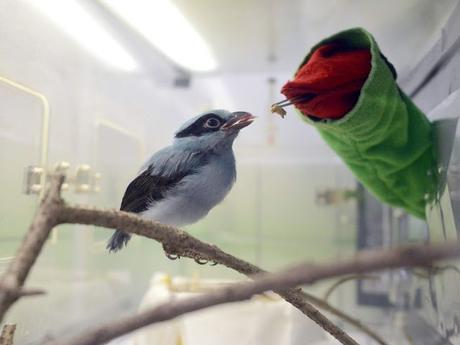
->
xmin=204 ymin=117 xmax=221 ymax=129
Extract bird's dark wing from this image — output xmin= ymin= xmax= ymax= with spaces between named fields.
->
xmin=109 ymin=151 xmax=206 ymax=252
xmin=120 ymin=165 xmax=188 ymax=213
xmin=120 ymin=148 xmax=210 ymax=213
xmin=109 ymin=166 xmax=180 ymax=252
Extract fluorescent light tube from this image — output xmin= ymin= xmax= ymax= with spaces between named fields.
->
xmin=29 ymin=0 xmax=138 ymax=71
xmin=100 ymin=0 xmax=217 ymax=72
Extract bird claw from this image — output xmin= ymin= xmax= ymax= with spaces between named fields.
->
xmin=166 ymin=254 xmax=217 ymax=265
xmin=194 ymin=258 xmax=208 ymax=265
xmin=166 ymin=253 xmax=180 ymax=260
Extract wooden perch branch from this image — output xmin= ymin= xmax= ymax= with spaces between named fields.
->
xmin=41 ymin=242 xmax=460 ymax=345
xmin=0 ymin=175 xmax=357 ymax=345
xmin=53 ymin=203 xmax=389 ymax=345
xmin=2 ymin=174 xmax=459 ymax=345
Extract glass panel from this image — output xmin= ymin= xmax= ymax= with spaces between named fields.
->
xmin=402 ymin=91 xmax=460 ymax=343
xmin=0 ymin=80 xmax=43 ymax=260
xmin=0 ymin=79 xmax=46 ymax=343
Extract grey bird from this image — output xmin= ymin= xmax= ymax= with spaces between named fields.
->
xmin=107 ymin=110 xmax=255 ymax=252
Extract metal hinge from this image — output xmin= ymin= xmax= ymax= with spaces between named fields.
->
xmin=23 ymin=162 xmax=101 ymax=195
xmin=23 ymin=166 xmax=44 ymax=195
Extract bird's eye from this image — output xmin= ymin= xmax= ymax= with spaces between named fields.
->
xmin=204 ymin=117 xmax=221 ymax=129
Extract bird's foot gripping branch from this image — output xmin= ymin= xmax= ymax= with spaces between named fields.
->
xmin=272 ymin=27 xmax=438 ymax=219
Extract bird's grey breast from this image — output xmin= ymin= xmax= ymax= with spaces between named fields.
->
xmin=141 ymin=150 xmax=236 ymax=226
xmin=184 ymin=150 xmax=236 ymax=207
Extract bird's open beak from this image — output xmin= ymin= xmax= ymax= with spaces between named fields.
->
xmin=222 ymin=112 xmax=256 ymax=131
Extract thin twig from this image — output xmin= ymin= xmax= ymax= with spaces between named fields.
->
xmin=40 ymin=242 xmax=460 ymax=345
xmin=301 ymin=292 xmax=388 ymax=345
xmin=0 ymin=285 xmax=46 ymax=298
xmin=0 ymin=324 xmax=16 ymax=345
xmin=323 ymin=274 xmax=377 ymax=301
xmin=413 ymin=264 xmax=460 ymax=279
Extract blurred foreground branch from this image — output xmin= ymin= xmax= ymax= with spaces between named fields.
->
xmin=42 ymin=241 xmax=460 ymax=345
xmin=1 ymin=175 xmax=460 ymax=345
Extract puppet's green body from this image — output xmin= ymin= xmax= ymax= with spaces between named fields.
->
xmin=298 ymin=28 xmax=437 ymax=218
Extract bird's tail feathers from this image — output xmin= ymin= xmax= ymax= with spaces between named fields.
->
xmin=107 ymin=230 xmax=131 ymax=252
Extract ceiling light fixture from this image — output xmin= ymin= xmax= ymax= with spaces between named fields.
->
xmin=100 ymin=0 xmax=217 ymax=72
xmin=29 ymin=0 xmax=138 ymax=71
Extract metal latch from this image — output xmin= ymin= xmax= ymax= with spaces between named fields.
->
xmin=23 ymin=166 xmax=44 ymax=194
xmin=75 ymin=164 xmax=92 ymax=193
xmin=74 ymin=164 xmax=102 ymax=193
xmin=53 ymin=161 xmax=70 ymax=191
xmin=23 ymin=162 xmax=101 ymax=195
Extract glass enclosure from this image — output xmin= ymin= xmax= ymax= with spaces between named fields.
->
xmin=0 ymin=1 xmax=459 ymax=344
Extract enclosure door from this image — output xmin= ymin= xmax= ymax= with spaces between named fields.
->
xmin=0 ymin=77 xmax=46 ymax=270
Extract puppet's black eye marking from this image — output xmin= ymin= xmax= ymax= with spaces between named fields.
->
xmin=204 ymin=117 xmax=221 ymax=129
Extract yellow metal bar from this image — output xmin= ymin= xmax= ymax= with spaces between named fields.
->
xmin=0 ymin=75 xmax=50 ymax=197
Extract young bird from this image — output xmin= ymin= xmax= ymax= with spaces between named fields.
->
xmin=107 ymin=110 xmax=255 ymax=252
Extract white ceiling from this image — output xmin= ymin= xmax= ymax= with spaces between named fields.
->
xmin=171 ymin=0 xmax=457 ymax=75
xmin=2 ymin=0 xmax=458 ymax=165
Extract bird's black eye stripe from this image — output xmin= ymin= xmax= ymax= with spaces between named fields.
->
xmin=175 ymin=114 xmax=224 ymax=138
